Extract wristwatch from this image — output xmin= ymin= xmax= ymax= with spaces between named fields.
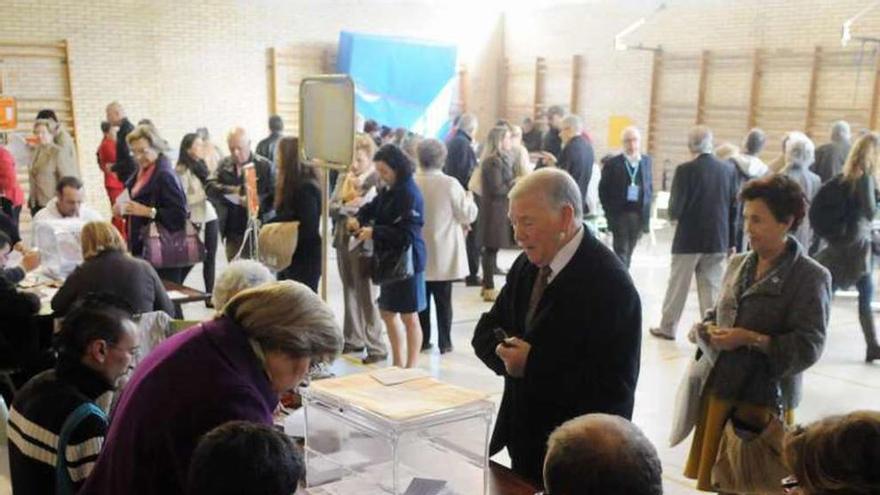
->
xmin=149 ymin=207 xmax=157 ymax=219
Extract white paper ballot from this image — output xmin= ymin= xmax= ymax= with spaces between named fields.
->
xmin=223 ymin=193 xmax=243 ymax=205
xmin=370 ymin=367 xmax=430 ymax=386
xmin=113 ymin=190 xmax=131 ymax=216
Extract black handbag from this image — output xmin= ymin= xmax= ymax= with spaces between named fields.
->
xmin=371 ymin=243 xmax=414 ymax=285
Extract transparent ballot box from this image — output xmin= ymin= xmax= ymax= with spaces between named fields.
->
xmin=300 ymin=369 xmax=495 ymax=495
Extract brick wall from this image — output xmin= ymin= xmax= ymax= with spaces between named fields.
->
xmin=505 ymin=0 xmax=880 ymax=163
xmin=0 ymin=0 xmax=504 ymax=215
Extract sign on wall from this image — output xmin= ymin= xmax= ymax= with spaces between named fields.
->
xmin=0 ymin=96 xmax=16 ymax=130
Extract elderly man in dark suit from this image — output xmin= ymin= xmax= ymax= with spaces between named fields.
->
xmin=207 ymin=127 xmax=275 ymax=261
xmin=472 ymin=168 xmax=641 ymax=487
xmin=599 ymin=126 xmax=653 ymax=268
xmin=444 ymin=113 xmax=482 ymax=286
xmin=650 ymin=125 xmax=738 ymax=340
xmin=543 ymin=114 xmax=594 ymax=215
xmin=811 ymin=120 xmax=851 ymax=183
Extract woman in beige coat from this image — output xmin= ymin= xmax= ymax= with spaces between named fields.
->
xmin=29 ymin=119 xmax=78 ymax=215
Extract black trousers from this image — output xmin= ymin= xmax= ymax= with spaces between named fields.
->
xmin=202 ymin=219 xmax=218 ymax=294
xmin=466 ymin=195 xmax=481 ymax=278
xmin=418 ymin=281 xmax=453 ymax=350
xmin=610 ymin=211 xmax=643 ymax=269
xmin=156 ymin=266 xmax=187 ymax=285
xmin=482 ymin=248 xmax=498 ymax=289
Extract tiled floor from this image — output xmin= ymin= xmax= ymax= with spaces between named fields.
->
xmin=3 ymin=225 xmax=878 ymax=494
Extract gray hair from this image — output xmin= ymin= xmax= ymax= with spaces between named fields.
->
xmin=743 ymin=128 xmax=766 ymax=155
xmin=458 ymin=113 xmax=478 ymax=135
xmin=509 ymin=168 xmax=583 ymax=221
xmin=544 ymin=414 xmax=662 ymax=495
xmin=688 ymin=125 xmax=714 ymax=154
xmin=561 ymin=114 xmax=584 ymax=134
xmin=831 ymin=120 xmax=851 ymax=143
xmin=417 ymin=138 xmax=447 ymax=171
xmin=547 ymin=105 xmax=566 ymax=119
xmin=224 ymin=280 xmax=343 ymax=363
xmin=785 ymin=131 xmax=816 ymax=167
xmin=212 ymin=260 xmax=274 ymax=308
xmin=621 ymin=126 xmax=641 ymax=141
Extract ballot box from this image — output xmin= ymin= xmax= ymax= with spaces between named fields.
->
xmin=32 ymin=219 xmax=85 ymax=280
xmin=300 ymin=368 xmax=494 ymax=495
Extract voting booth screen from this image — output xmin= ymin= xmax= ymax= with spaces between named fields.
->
xmin=336 ymin=31 xmax=458 ymax=139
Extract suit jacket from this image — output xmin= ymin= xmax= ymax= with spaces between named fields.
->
xmin=207 ymin=153 xmax=275 ymax=238
xmin=471 ymin=227 xmax=641 ymax=485
xmin=443 ymin=129 xmax=477 ymax=189
xmin=782 ymin=164 xmax=821 ymax=249
xmin=669 ymin=153 xmax=738 ymax=254
xmin=113 ymin=118 xmax=137 ymax=184
xmin=811 ymin=141 xmax=850 ymax=183
xmin=126 ymin=155 xmax=188 ymax=258
xmin=542 ymin=128 xmax=562 ymax=159
xmin=557 ymin=135 xmax=594 ymax=214
xmin=599 ymin=153 xmax=653 ymax=230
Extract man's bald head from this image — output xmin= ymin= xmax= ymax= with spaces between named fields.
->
xmin=544 ymin=414 xmax=662 ymax=495
xmin=105 ymin=102 xmax=125 ymax=126
xmin=227 ymin=127 xmax=252 ymax=165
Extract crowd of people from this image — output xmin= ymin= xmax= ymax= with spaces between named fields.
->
xmin=0 ymin=97 xmax=878 ymax=495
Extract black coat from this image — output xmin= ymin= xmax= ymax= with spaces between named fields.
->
xmin=557 ymin=135 xmax=594 ymax=214
xmin=126 ymin=155 xmax=188 ymax=258
xmin=51 ymin=250 xmax=174 ymax=317
xmin=0 ymin=274 xmax=41 ymax=370
xmin=542 ymin=128 xmax=562 ymax=159
xmin=358 ymin=175 xmax=427 ymax=274
xmin=207 ymin=153 xmax=275 ymax=238
xmin=272 ymin=180 xmax=322 ymax=291
xmin=811 ymin=141 xmax=851 ymax=184
xmin=443 ymin=130 xmax=477 ymax=190
xmin=599 ymin=153 xmax=653 ymax=231
xmin=669 ymin=153 xmax=738 ymax=254
xmin=471 ymin=228 xmax=642 ymax=485
xmin=113 ymin=118 xmax=137 ymax=184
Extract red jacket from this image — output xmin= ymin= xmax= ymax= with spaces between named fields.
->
xmin=97 ymin=137 xmax=124 ymax=190
xmin=0 ymin=147 xmax=24 ymax=207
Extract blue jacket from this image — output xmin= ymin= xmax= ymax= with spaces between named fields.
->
xmin=358 ymin=175 xmax=427 ymax=274
xmin=599 ymin=153 xmax=653 ymax=231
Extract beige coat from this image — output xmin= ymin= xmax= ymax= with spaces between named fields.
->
xmin=415 ymin=169 xmax=478 ymax=281
xmin=29 ymin=143 xmax=78 ymax=208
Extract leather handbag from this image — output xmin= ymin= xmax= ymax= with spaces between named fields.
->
xmin=141 ymin=220 xmax=205 ymax=269
xmin=371 ymin=243 xmax=414 ymax=285
xmin=258 ymin=221 xmax=299 ymax=272
xmin=711 ymin=387 xmax=790 ymax=494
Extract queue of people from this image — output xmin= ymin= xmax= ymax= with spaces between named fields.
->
xmin=1 ymin=99 xmax=879 ymax=495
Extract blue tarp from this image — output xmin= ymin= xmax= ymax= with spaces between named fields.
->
xmin=337 ymin=31 xmax=457 ymax=138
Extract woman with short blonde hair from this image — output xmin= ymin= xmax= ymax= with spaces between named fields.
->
xmin=51 ymin=221 xmax=174 ymax=316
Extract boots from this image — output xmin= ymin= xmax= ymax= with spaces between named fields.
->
xmin=858 ymin=311 xmax=880 ymax=362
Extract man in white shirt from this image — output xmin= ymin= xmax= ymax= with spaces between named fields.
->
xmin=32 ymin=176 xmax=103 ymax=227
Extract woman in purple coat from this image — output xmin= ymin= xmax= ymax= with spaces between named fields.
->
xmin=79 ymin=281 xmax=342 ymax=495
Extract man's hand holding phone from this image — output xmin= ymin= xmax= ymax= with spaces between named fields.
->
xmin=494 ymin=328 xmax=531 ymax=377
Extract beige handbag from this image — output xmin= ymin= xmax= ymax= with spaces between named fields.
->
xmin=258 ymin=221 xmax=299 ymax=272
xmin=711 ymin=387 xmax=790 ymax=495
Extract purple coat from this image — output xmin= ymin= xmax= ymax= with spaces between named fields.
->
xmin=79 ymin=317 xmax=277 ymax=495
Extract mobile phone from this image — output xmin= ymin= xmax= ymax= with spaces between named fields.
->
xmin=493 ymin=328 xmax=514 ymax=347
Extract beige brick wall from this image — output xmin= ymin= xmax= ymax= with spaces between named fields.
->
xmin=505 ymin=0 xmax=880 ymax=164
xmin=0 ymin=0 xmax=504 ymax=215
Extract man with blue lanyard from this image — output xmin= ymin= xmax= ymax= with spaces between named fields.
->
xmin=599 ymin=126 xmax=653 ymax=268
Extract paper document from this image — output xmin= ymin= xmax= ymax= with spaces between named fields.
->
xmin=223 ymin=193 xmax=242 ymax=205
xmin=370 ymin=367 xmax=430 ymax=386
xmin=167 ymin=290 xmax=190 ymax=300
xmin=348 ymin=236 xmax=362 ymax=252
xmin=113 ymin=190 xmax=131 ymax=216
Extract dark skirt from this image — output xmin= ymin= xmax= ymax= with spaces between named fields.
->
xmin=378 ymin=271 xmax=426 ymax=314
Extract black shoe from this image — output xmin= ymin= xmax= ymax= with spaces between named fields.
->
xmin=421 ymin=342 xmax=434 ymax=352
xmin=440 ymin=345 xmax=454 ymax=354
xmin=343 ymin=344 xmax=365 ymax=354
xmin=362 ymin=354 xmax=387 ymax=365
xmin=464 ymin=275 xmax=482 ymax=287
xmin=867 ymin=346 xmax=880 ymax=363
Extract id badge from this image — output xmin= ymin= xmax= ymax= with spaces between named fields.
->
xmin=626 ymin=184 xmax=639 ymax=202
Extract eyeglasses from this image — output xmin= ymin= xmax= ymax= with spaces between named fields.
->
xmin=781 ymin=475 xmax=800 ymax=494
